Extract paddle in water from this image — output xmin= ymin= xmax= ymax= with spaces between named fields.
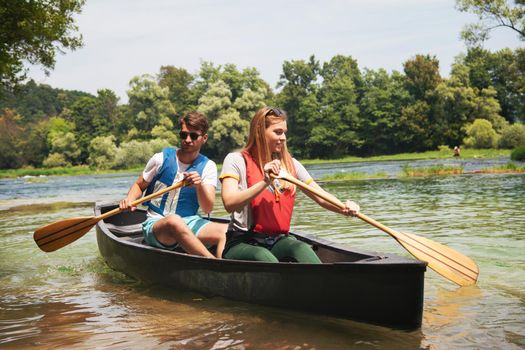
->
xmin=34 ymin=179 xmax=186 ymax=252
xmin=272 ymin=171 xmax=479 ymax=286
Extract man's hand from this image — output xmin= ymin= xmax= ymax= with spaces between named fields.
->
xmin=184 ymin=171 xmax=202 ymax=187
xmin=119 ymin=198 xmax=136 ymax=212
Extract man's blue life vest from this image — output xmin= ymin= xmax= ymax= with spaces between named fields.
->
xmin=143 ymin=147 xmax=209 ymax=217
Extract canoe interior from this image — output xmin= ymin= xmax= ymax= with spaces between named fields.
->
xmin=95 ymin=202 xmax=426 ymax=329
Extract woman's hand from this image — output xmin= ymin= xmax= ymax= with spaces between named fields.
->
xmin=263 ymin=159 xmax=281 ymax=184
xmin=342 ymin=200 xmax=360 ymax=217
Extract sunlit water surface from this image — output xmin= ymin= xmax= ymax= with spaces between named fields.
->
xmin=0 ymin=159 xmax=523 ymax=349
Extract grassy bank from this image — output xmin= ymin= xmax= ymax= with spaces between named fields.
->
xmin=320 ymin=162 xmax=524 ymax=181
xmin=0 ymin=165 xmax=143 ymax=179
xmin=301 ymin=148 xmax=511 ymax=165
xmin=0 ymin=148 xmax=514 ymax=179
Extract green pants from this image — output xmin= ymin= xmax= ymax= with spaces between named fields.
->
xmin=224 ymin=235 xmax=321 ymax=264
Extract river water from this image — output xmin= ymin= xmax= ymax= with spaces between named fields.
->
xmin=0 ymin=158 xmax=523 ymax=349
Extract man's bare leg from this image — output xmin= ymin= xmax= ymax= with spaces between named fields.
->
xmin=152 ymin=215 xmax=215 ymax=258
xmin=197 ymin=222 xmax=228 ymax=258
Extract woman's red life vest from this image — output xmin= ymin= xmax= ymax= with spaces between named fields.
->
xmin=242 ymin=151 xmax=296 ymax=235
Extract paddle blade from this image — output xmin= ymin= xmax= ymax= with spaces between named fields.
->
xmin=395 ymin=231 xmax=479 ymax=286
xmin=34 ymin=216 xmax=98 ymax=252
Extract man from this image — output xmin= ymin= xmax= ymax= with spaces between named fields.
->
xmin=119 ymin=112 xmax=226 ymax=258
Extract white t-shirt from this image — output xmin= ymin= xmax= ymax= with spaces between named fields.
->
xmin=143 ymin=151 xmax=218 ymax=219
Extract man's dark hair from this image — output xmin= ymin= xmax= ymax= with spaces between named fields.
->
xmin=179 ymin=112 xmax=209 ymax=134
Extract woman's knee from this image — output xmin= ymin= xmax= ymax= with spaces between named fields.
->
xmin=225 ymin=243 xmax=278 ymax=262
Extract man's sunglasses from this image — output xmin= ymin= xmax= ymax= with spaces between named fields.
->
xmin=179 ymin=131 xmax=202 ymax=141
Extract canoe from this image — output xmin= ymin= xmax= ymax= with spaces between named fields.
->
xmin=95 ymin=202 xmax=426 ymax=329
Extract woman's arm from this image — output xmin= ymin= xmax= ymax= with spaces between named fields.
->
xmin=221 ymin=159 xmax=280 ymax=213
xmin=221 ymin=177 xmax=268 ymax=213
xmin=301 ymin=180 xmax=360 ymax=216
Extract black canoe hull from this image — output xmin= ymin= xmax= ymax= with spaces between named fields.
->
xmin=95 ymin=203 xmax=426 ymax=329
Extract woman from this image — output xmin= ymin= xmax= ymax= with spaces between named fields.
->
xmin=219 ymin=107 xmax=360 ymax=263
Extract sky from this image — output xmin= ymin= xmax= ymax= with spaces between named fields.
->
xmin=28 ymin=0 xmax=523 ymax=102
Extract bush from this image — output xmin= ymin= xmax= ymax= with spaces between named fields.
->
xmin=463 ymin=119 xmax=498 ymax=149
xmin=88 ymin=135 xmax=118 ymax=169
xmin=498 ymin=124 xmax=525 ymax=149
xmin=43 ymin=153 xmax=70 ymax=168
xmin=113 ymin=140 xmax=153 ymax=169
xmin=438 ymin=145 xmax=451 ymax=155
xmin=511 ymin=146 xmax=525 ymax=161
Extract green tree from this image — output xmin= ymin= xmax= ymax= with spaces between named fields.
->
xmin=498 ymin=123 xmax=525 ymax=148
xmin=313 ymin=55 xmax=363 ymax=157
xmin=399 ymin=55 xmax=442 ymax=150
xmin=151 ymin=117 xmax=178 ymax=145
xmin=275 ymin=55 xmax=321 ymax=157
xmin=44 ymin=116 xmax=80 ymax=164
xmin=0 ymin=108 xmax=24 ymax=168
xmin=403 ymin=54 xmax=442 ymax=100
xmin=359 ymin=69 xmax=412 ymax=154
xmin=0 ymin=79 xmax=93 ymax=123
xmin=461 ymin=47 xmax=525 ymax=123
xmin=126 ymin=74 xmax=177 ymax=140
xmin=158 ymin=65 xmax=195 ymax=115
xmin=233 ymin=87 xmax=267 ymax=120
xmin=87 ymin=135 xmax=117 ymax=169
xmin=197 ymin=80 xmax=250 ymax=159
xmin=0 ymin=0 xmax=86 ymax=87
xmin=463 ymin=118 xmax=499 ymax=148
xmin=456 ymin=0 xmax=525 ymax=47
xmin=431 ymin=63 xmax=504 ymax=146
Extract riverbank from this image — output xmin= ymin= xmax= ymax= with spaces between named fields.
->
xmin=319 ymin=162 xmax=525 ymax=181
xmin=0 ymin=148 xmax=513 ymax=179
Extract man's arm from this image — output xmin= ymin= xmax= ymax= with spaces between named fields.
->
xmin=119 ymin=175 xmax=150 ymax=211
xmin=184 ymin=171 xmax=215 ymax=214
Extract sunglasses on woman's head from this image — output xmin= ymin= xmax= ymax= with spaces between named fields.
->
xmin=266 ymin=108 xmax=285 ymax=117
xmin=179 ymin=131 xmax=202 ymax=141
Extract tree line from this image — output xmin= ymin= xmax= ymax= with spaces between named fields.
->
xmin=1 ymin=47 xmax=525 ymax=170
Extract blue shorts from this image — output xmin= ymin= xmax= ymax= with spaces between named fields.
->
xmin=142 ymin=215 xmax=211 ymax=250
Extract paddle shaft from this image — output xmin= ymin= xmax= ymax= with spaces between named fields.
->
xmin=274 ymin=173 xmax=421 ymax=238
xmin=97 ymin=180 xmax=185 ymax=221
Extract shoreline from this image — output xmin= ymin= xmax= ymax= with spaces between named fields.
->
xmin=0 ymin=149 xmax=515 ymax=179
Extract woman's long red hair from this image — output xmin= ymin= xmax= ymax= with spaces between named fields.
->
xmin=243 ymin=107 xmax=294 ymax=182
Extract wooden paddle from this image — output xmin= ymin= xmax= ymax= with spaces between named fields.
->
xmin=34 ymin=180 xmax=186 ymax=252
xmin=272 ymin=172 xmax=479 ymax=286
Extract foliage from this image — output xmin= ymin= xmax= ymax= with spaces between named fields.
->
xmin=275 ymin=55 xmax=321 ymax=157
xmin=460 ymin=47 xmax=525 ymax=123
xmin=0 ymin=0 xmax=85 ymax=87
xmin=151 ymin=117 xmax=178 ymax=145
xmin=112 ymin=139 xmax=169 ymax=169
xmin=498 ymin=123 xmax=525 ymax=148
xmin=43 ymin=153 xmax=69 ymax=168
xmin=87 ymin=135 xmax=118 ymax=169
xmin=401 ymin=164 xmax=464 ymax=177
xmin=1 ymin=47 xmax=525 ymax=169
xmin=158 ymin=65 xmax=195 ymax=114
xmin=359 ymin=69 xmax=412 ymax=154
xmin=0 ymin=108 xmax=24 ymax=168
xmin=126 ymin=74 xmax=177 ymax=140
xmin=456 ymin=0 xmax=525 ymax=47
xmin=510 ymin=145 xmax=525 ymax=160
xmin=463 ymin=118 xmax=499 ymax=148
